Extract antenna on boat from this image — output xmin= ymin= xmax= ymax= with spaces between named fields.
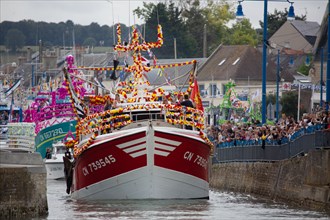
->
xmin=156 ymin=2 xmax=160 ymax=25
xmin=128 ymin=0 xmax=131 ymax=42
xmin=105 ymin=0 xmax=115 ymax=45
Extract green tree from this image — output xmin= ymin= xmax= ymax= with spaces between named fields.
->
xmin=134 ymin=0 xmax=235 ymax=58
xmin=134 ymin=1 xmax=196 ymax=58
xmin=266 ymin=93 xmax=276 ymax=106
xmin=178 ymin=0 xmax=234 ymax=57
xmin=180 ymin=0 xmax=209 ymax=57
xmin=281 ymin=91 xmax=297 ymax=119
xmin=5 ymin=29 xmax=26 ymax=52
xmin=223 ymin=19 xmax=259 ymax=46
xmin=83 ymin=37 xmax=97 ymax=47
xmin=297 ymin=54 xmax=312 ymax=76
xmin=202 ymin=0 xmax=234 ymax=53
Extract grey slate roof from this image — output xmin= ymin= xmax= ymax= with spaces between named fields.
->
xmin=197 ymin=45 xmax=277 ymax=82
xmin=290 ymin=20 xmax=320 ymax=45
xmin=291 ymin=20 xmax=319 ymax=37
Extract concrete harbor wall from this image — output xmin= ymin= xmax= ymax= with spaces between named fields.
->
xmin=0 ymin=152 xmax=48 ymax=219
xmin=210 ymin=149 xmax=330 ymax=213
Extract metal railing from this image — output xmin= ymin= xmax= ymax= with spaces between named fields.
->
xmin=213 ymin=130 xmax=330 ymax=163
xmin=0 ymin=123 xmax=35 ymax=152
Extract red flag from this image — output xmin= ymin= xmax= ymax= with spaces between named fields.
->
xmin=190 ymin=79 xmax=204 ymax=112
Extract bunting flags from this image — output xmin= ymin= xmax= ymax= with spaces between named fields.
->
xmin=190 ymin=79 xmax=204 ymax=113
xmin=78 ymin=60 xmax=196 ymax=71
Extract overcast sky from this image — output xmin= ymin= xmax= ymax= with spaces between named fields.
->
xmin=0 ymin=0 xmax=327 ymax=28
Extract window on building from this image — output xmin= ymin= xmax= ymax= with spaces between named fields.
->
xmin=199 ymin=84 xmax=205 ymax=96
xmin=209 ymin=84 xmax=217 ymax=97
xmin=222 ymin=84 xmax=227 ymax=95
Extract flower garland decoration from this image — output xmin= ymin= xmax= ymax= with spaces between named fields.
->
xmin=65 ymin=139 xmax=75 ymax=148
xmin=89 ymin=95 xmax=111 ymax=105
xmin=116 ymin=23 xmax=121 ymax=45
xmin=73 ymin=133 xmax=97 ymax=158
xmin=199 ymin=131 xmax=214 ymax=153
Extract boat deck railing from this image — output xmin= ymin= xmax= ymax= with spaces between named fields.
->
xmin=33 ymin=104 xmax=76 ymax=133
xmin=36 ymin=104 xmax=76 ymax=122
xmin=77 ymin=104 xmax=205 ymax=137
xmin=0 ymin=123 xmax=35 ymax=152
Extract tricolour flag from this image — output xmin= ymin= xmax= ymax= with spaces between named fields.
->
xmin=190 ymin=78 xmax=204 ymax=113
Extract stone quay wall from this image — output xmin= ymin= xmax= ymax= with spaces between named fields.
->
xmin=210 ymin=149 xmax=330 ymax=213
xmin=0 ymin=152 xmax=48 ymax=219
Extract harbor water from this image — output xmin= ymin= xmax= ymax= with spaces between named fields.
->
xmin=42 ymin=180 xmax=329 ymax=220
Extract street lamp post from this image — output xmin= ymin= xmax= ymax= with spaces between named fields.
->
xmin=321 ymin=47 xmax=324 ymax=107
xmin=236 ymin=0 xmax=295 ymax=124
xmin=261 ymin=0 xmax=268 ymax=124
xmin=276 ymin=49 xmax=280 ymax=122
xmin=327 ymin=0 xmax=330 ymax=110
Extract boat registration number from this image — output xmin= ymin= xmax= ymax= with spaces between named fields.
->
xmin=184 ymin=151 xmax=207 ymax=169
xmin=82 ymin=155 xmax=116 ymax=176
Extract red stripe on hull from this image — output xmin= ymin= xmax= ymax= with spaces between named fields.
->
xmin=154 ymin=131 xmax=211 ymax=182
xmin=73 ymin=131 xmax=147 ymax=191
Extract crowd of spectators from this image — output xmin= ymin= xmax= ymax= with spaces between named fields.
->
xmin=206 ymin=110 xmax=330 ymax=148
xmin=0 ymin=111 xmax=21 ymax=125
xmin=0 ymin=111 xmax=9 ymax=125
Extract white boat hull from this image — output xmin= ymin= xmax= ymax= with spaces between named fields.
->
xmin=72 ymin=162 xmax=209 ymax=200
xmin=70 ymin=124 xmax=211 ymax=200
xmin=45 ymin=155 xmax=64 ymax=180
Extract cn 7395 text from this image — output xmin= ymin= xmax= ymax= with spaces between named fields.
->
xmin=183 ymin=151 xmax=207 ymax=169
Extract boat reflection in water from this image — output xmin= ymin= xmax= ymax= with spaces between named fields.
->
xmin=46 ymin=179 xmax=329 ymax=220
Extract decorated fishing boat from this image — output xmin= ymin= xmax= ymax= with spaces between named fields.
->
xmin=24 ymin=56 xmax=99 ymax=159
xmin=63 ymin=24 xmax=213 ymax=200
xmin=44 ymin=130 xmax=74 ymax=180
